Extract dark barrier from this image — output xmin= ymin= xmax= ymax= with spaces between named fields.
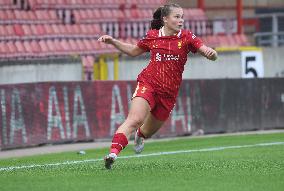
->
xmin=0 ymin=78 xmax=284 ymax=150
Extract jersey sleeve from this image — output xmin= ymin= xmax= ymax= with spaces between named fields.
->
xmin=137 ymin=31 xmax=151 ymax=52
xmin=187 ymin=31 xmax=203 ymax=53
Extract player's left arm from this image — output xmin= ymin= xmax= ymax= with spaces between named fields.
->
xmin=197 ymin=45 xmax=218 ymax=61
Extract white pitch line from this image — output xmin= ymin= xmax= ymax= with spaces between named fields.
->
xmin=0 ymin=141 xmax=283 ymax=172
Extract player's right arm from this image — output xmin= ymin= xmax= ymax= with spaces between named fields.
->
xmin=98 ymin=35 xmax=145 ymax=57
xmin=198 ymin=45 xmax=218 ymax=61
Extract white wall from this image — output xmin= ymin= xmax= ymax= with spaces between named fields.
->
xmin=0 ymin=58 xmax=82 ymax=84
xmin=263 ymin=47 xmax=284 ymax=77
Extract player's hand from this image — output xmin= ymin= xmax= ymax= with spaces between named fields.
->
xmin=198 ymin=45 xmax=218 ymax=61
xmin=204 ymin=47 xmax=218 ymax=61
xmin=98 ymin=35 xmax=115 ymax=44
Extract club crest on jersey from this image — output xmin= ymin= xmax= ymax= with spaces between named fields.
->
xmin=178 ymin=41 xmax=182 ymax=49
xmin=141 ymin=87 xmax=147 ymax=93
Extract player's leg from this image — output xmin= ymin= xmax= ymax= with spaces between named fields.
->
xmin=115 ymin=97 xmax=150 ymax=139
xmin=140 ymin=114 xmax=165 ymax=137
xmin=104 ymin=97 xmax=150 ymax=169
xmin=134 ymin=96 xmax=176 ymax=154
xmin=134 ymin=113 xmax=165 ymax=154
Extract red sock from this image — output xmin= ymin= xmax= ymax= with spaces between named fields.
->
xmin=137 ymin=128 xmax=146 ymax=138
xmin=110 ymin=133 xmax=128 ymax=155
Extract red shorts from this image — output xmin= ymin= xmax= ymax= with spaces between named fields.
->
xmin=132 ymin=81 xmax=176 ymax=121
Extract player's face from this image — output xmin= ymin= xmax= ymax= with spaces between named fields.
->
xmin=163 ymin=8 xmax=184 ymax=32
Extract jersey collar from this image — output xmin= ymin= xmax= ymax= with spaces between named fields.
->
xmin=159 ymin=26 xmax=182 ymax=38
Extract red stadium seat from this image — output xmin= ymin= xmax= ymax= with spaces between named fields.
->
xmin=56 ymin=0 xmax=66 ymax=6
xmin=65 ymin=24 xmax=74 ymax=34
xmin=85 ymin=9 xmax=95 ymax=20
xmin=137 ymin=9 xmax=152 ymax=20
xmin=13 ymin=24 xmax=24 ymax=36
xmin=71 ymin=24 xmax=81 ymax=35
xmin=68 ymin=39 xmax=78 ymax=52
xmin=30 ymin=25 xmax=38 ymax=36
xmin=57 ymin=25 xmax=66 ymax=35
xmin=0 ymin=25 xmax=6 ymax=37
xmin=6 ymin=10 xmax=15 ymax=20
xmin=23 ymin=41 xmax=33 ymax=56
xmin=60 ymin=39 xmax=71 ymax=52
xmin=90 ymin=39 xmax=100 ymax=51
xmin=14 ymin=10 xmax=23 ymax=20
xmin=1 ymin=43 xmax=12 ymax=58
xmin=38 ymin=40 xmax=50 ymax=55
xmin=7 ymin=41 xmax=17 ymax=57
xmin=124 ymin=9 xmax=140 ymax=21
xmin=0 ymin=11 xmax=7 ymax=20
xmin=15 ymin=41 xmax=26 ymax=55
xmin=0 ymin=42 xmax=6 ymax=57
xmin=27 ymin=11 xmax=36 ymax=21
xmin=111 ymin=9 xmax=124 ymax=20
xmin=93 ymin=24 xmax=102 ymax=34
xmin=51 ymin=24 xmax=60 ymax=35
xmin=53 ymin=39 xmax=64 ymax=54
xmin=79 ymin=10 xmax=88 ymax=20
xmin=93 ymin=9 xmax=101 ymax=20
xmin=36 ymin=25 xmax=46 ymax=36
xmin=48 ymin=10 xmax=58 ymax=20
xmin=82 ymin=39 xmax=93 ymax=51
xmin=43 ymin=25 xmax=54 ymax=35
xmin=79 ymin=24 xmax=90 ymax=35
xmin=46 ymin=39 xmax=56 ymax=54
xmin=30 ymin=40 xmax=41 ymax=54
xmin=35 ymin=10 xmax=46 ymax=20
xmin=6 ymin=25 xmax=16 ymax=36
xmin=75 ymin=39 xmax=86 ymax=51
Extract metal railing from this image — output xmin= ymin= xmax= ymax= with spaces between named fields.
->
xmin=251 ymin=13 xmax=284 ymax=47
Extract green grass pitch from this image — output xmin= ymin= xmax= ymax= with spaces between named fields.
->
xmin=0 ymin=132 xmax=283 ymax=191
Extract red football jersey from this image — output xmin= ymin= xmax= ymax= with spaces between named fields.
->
xmin=137 ymin=28 xmax=203 ymax=97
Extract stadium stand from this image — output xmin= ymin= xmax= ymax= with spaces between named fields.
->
xmin=0 ymin=0 xmax=250 ymax=60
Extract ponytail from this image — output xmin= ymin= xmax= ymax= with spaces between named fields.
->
xmin=150 ymin=3 xmax=182 ymax=30
xmin=150 ymin=6 xmax=163 ymax=30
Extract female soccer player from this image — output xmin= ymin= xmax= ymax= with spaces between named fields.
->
xmin=98 ymin=3 xmax=217 ymax=169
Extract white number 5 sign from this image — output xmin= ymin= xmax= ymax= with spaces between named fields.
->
xmin=241 ymin=51 xmax=264 ymax=78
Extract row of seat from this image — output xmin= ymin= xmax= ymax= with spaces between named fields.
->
xmin=202 ymin=34 xmax=250 ymax=47
xmin=0 ymin=24 xmax=102 ymax=40
xmin=27 ymin=0 xmax=165 ymax=9
xmin=0 ymin=10 xmax=60 ymax=24
xmin=73 ymin=9 xmax=153 ymax=23
xmin=0 ymin=0 xmax=19 ymax=10
xmin=0 ymin=35 xmax=250 ymax=60
xmin=183 ymin=9 xmax=208 ymax=21
xmin=0 ymin=38 xmax=117 ymax=59
xmin=74 ymin=8 xmax=208 ymax=23
xmin=0 ymin=0 xmax=14 ymax=5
